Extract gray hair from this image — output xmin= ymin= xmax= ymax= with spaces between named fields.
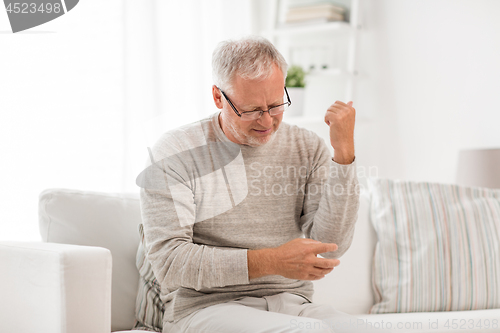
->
xmin=212 ymin=36 xmax=288 ymax=93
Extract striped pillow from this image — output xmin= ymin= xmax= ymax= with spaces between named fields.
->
xmin=369 ymin=178 xmax=500 ymax=314
xmin=133 ymin=224 xmax=164 ymax=332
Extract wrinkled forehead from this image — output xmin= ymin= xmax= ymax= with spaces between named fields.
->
xmin=227 ymin=64 xmax=285 ymax=94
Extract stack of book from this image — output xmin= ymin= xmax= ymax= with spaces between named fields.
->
xmin=285 ymin=0 xmax=346 ymax=24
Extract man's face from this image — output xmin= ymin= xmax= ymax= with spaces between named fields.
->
xmin=214 ymin=64 xmax=285 ymax=147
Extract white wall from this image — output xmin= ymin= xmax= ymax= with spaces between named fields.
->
xmin=0 ymin=1 xmax=125 ymax=241
xmin=0 ymin=0 xmax=255 ymax=241
xmin=122 ymin=0 xmax=254 ymax=193
xmin=255 ymin=0 xmax=500 ymax=185
xmin=355 ymin=0 xmax=500 ymax=183
xmin=45 ymin=1 xmax=498 ymax=187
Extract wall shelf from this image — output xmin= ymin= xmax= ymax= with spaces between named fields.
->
xmin=265 ymin=21 xmax=353 ymax=37
xmin=258 ymin=0 xmax=361 ymax=126
xmin=308 ymin=68 xmax=353 ymax=76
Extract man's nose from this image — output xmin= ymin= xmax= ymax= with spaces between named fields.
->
xmin=257 ymin=111 xmax=273 ymax=127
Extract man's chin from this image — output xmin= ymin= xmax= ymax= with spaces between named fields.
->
xmin=244 ymin=131 xmax=276 ymax=147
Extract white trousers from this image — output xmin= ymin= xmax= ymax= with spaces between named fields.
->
xmin=162 ymin=292 xmax=384 ymax=333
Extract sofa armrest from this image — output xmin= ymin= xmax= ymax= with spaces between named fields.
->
xmin=0 ymin=242 xmax=112 ymax=333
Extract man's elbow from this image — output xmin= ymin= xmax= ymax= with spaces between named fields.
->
xmin=320 ymin=241 xmax=352 ymax=259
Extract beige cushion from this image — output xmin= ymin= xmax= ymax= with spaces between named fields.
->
xmin=39 ymin=188 xmax=142 ymax=331
xmin=134 ymin=224 xmax=164 ymax=332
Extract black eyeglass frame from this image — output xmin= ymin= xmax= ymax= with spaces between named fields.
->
xmin=218 ymin=86 xmax=292 ymax=119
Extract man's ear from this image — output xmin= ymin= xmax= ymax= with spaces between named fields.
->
xmin=212 ymin=85 xmax=223 ymax=109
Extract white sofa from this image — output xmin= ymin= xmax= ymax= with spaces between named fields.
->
xmin=0 ymin=188 xmax=499 ymax=333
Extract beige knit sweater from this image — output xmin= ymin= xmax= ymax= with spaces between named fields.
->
xmin=139 ymin=112 xmax=359 ymax=324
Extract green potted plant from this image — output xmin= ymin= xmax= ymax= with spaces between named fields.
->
xmin=285 ymin=65 xmax=306 ymax=117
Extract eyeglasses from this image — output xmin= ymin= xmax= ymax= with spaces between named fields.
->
xmin=218 ymin=86 xmax=292 ymax=121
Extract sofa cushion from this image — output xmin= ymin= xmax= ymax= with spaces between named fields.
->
xmin=39 ymin=188 xmax=142 ymax=331
xmin=369 ymin=178 xmax=500 ymax=314
xmin=357 ymin=308 xmax=500 ymax=333
xmin=133 ymin=223 xmax=164 ymax=332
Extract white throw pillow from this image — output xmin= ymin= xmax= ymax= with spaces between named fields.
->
xmin=369 ymin=178 xmax=500 ymax=314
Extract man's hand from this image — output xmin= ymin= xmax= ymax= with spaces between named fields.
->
xmin=248 ymin=238 xmax=340 ymax=281
xmin=325 ymin=101 xmax=356 ymax=164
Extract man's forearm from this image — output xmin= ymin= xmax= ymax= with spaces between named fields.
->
xmin=248 ymin=239 xmax=340 ymax=281
xmin=333 ymin=145 xmax=355 ymax=165
xmin=247 ymin=248 xmax=275 ymax=280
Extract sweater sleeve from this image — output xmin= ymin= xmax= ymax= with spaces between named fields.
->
xmin=139 ymin=136 xmax=250 ymax=293
xmin=299 ymin=141 xmax=360 ymax=259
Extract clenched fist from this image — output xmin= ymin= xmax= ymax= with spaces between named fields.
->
xmin=325 ymin=101 xmax=356 ymax=164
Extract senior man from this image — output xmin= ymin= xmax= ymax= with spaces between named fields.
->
xmin=140 ymin=36 xmax=360 ymax=333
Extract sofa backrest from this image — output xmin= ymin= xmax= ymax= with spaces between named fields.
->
xmin=39 ymin=188 xmax=141 ymax=332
